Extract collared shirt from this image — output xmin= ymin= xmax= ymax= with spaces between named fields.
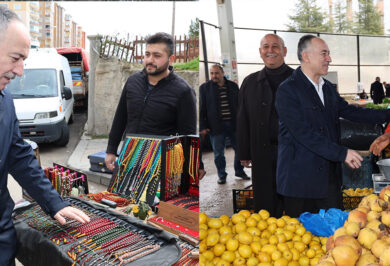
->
xmin=303 ymin=72 xmax=325 ymax=105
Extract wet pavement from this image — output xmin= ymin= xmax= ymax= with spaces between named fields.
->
xmin=200 ymin=147 xmax=251 ymax=218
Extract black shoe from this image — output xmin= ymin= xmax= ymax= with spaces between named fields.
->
xmin=235 ymin=172 xmax=250 ymax=180
xmin=217 ymin=176 xmax=226 ymax=184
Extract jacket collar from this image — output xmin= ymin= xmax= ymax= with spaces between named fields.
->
xmin=256 ymin=67 xmax=267 ymax=82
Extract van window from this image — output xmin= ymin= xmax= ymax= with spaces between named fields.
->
xmin=7 ymin=69 xmax=58 ymax=98
xmin=59 ymin=70 xmax=65 ymax=91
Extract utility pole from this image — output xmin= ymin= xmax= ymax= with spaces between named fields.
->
xmin=216 ymin=0 xmax=238 ymax=83
xmin=171 ymin=1 xmax=176 ymax=37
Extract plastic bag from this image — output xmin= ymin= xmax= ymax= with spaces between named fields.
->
xmin=299 ymin=208 xmax=348 ymax=237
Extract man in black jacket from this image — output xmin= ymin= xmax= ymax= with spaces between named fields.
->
xmin=105 ymin=32 xmax=196 ymax=170
xmin=237 ymin=34 xmax=293 ymax=217
xmin=199 ymin=65 xmax=248 ymax=184
xmin=370 ymin=77 xmax=385 ymax=104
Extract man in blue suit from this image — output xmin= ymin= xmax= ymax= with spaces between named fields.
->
xmin=275 ymin=35 xmax=390 ymax=217
xmin=0 ymin=7 xmax=89 ymax=265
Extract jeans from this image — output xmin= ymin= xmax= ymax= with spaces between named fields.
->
xmin=209 ymin=121 xmax=244 ymax=178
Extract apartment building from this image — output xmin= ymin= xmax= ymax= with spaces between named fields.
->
xmin=2 ymin=1 xmax=85 ymax=49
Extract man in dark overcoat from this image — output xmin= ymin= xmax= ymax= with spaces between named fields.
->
xmin=370 ymin=76 xmax=384 ymax=104
xmin=0 ymin=7 xmax=90 ymax=265
xmin=200 ymin=64 xmax=248 ymax=184
xmin=237 ymin=34 xmax=293 ymax=217
xmin=275 ymin=35 xmax=390 ymax=217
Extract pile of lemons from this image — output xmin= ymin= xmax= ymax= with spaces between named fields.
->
xmin=199 ymin=209 xmax=328 ymax=266
xmin=343 ymin=187 xmax=374 ymax=197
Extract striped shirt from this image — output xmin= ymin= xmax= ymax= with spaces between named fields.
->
xmin=218 ymin=85 xmax=232 ymax=121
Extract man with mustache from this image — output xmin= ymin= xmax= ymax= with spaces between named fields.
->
xmin=275 ymin=35 xmax=390 ymax=217
xmin=199 ymin=64 xmax=249 ymax=184
xmin=0 ymin=7 xmax=90 ymax=265
xmin=105 ymin=32 xmax=196 ymax=170
xmin=237 ymin=34 xmax=293 ymax=217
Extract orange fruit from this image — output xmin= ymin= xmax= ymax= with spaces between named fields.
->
xmin=251 ymin=213 xmax=261 ymax=222
xmin=220 ymin=215 xmax=230 ymax=225
xmin=235 ymin=222 xmax=247 ymax=234
xmin=213 ymin=243 xmax=226 ymax=257
xmin=238 ymin=244 xmax=252 ymax=258
xmin=298 ymin=256 xmax=310 ymax=266
xmin=246 ymin=217 xmax=257 ymax=227
xmin=257 ymin=251 xmax=272 ymax=262
xmin=259 ymin=209 xmax=270 ymax=220
xmin=208 ymin=218 xmax=223 ymax=229
xmin=246 ymin=257 xmax=259 ymax=266
xmin=203 ymin=250 xmax=214 ymax=261
xmin=276 ymin=218 xmax=286 ymax=228
xmin=274 ymin=257 xmax=289 ymax=266
xmin=221 ymin=250 xmax=236 ymax=263
xmin=231 ymin=214 xmax=245 ymax=224
xmin=226 ymin=238 xmax=239 ymax=251
xmin=219 ymin=226 xmax=232 ymax=235
xmin=199 ymin=229 xmax=207 ymax=241
xmin=219 ymin=233 xmax=232 ymax=244
xmin=238 ymin=231 xmax=253 ymax=245
xmin=250 ymin=241 xmax=262 ymax=254
xmin=271 ymin=250 xmax=282 ymax=261
xmin=199 ymin=212 xmax=208 ymax=224
xmin=233 ymin=257 xmax=246 ymax=265
xmin=238 ymin=210 xmax=251 ymax=219
xmin=206 ymin=233 xmax=219 ymax=247
xmin=282 ymin=250 xmax=293 ymax=261
xmin=247 ymin=226 xmax=261 ymax=236
xmin=257 ymin=220 xmax=268 ymax=231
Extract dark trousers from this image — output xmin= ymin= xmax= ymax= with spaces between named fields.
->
xmin=0 ymin=220 xmax=17 ymax=266
xmin=373 ymin=97 xmax=383 ymax=104
xmin=209 ymin=121 xmax=244 ymax=178
xmin=283 ymin=163 xmax=342 ymax=218
xmin=253 ymin=144 xmax=283 ymax=218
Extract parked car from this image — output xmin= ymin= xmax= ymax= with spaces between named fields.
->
xmin=7 ymin=48 xmax=74 ymax=146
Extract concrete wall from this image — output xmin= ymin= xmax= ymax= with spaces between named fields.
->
xmin=88 ymin=57 xmax=199 ymax=136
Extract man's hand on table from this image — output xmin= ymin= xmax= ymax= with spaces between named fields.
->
xmin=54 ymin=206 xmax=90 ymax=225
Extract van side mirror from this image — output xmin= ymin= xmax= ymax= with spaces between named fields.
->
xmin=62 ymin=86 xmax=72 ymax=100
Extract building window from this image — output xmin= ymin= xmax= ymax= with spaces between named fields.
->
xmin=13 ymin=4 xmax=21 ymax=10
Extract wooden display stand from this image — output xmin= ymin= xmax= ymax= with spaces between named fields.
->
xmin=148 ymin=201 xmax=199 ymax=245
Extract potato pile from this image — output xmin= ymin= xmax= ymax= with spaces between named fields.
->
xmin=199 ymin=209 xmax=328 ymax=266
xmin=319 ymin=185 xmax=390 ymax=266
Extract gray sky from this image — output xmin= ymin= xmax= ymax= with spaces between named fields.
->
xmin=198 ymin=0 xmax=390 ymax=32
xmin=59 ymin=0 xmax=389 ymax=50
xmin=58 ymin=1 xmax=199 ymax=41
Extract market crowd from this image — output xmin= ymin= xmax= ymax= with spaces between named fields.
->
xmin=199 ymin=33 xmax=390 ymax=219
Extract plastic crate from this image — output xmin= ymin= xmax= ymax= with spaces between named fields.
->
xmin=342 ymin=192 xmax=364 ymax=210
xmin=372 ymin=173 xmax=390 ymax=194
xmin=232 ymin=185 xmax=254 ymax=213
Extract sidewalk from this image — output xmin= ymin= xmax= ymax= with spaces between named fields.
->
xmin=66 ymin=134 xmax=112 ymax=192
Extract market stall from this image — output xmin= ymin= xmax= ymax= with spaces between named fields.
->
xmin=14 ymin=134 xmax=200 ymax=265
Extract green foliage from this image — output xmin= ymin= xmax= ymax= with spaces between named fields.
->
xmin=382 ymin=98 xmax=390 ymax=104
xmin=188 ymin=18 xmax=199 ymax=38
xmin=365 ymin=103 xmax=390 ymax=109
xmin=354 ymin=0 xmax=383 ymax=35
xmin=333 ymin=0 xmax=353 ymax=34
xmin=287 ymin=0 xmax=331 ymax=33
xmin=173 ymin=57 xmax=199 ymax=71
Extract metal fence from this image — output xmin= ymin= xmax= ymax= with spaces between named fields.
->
xmin=200 ymin=20 xmax=390 ymax=95
xmin=100 ymin=35 xmax=199 ymax=64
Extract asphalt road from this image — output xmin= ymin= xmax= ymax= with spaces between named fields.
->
xmin=38 ymin=107 xmax=87 ymax=168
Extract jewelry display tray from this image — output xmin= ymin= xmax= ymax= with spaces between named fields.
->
xmin=13 ymin=197 xmax=181 ymax=266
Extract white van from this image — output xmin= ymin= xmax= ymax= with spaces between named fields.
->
xmin=7 ymin=48 xmax=74 ymax=146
